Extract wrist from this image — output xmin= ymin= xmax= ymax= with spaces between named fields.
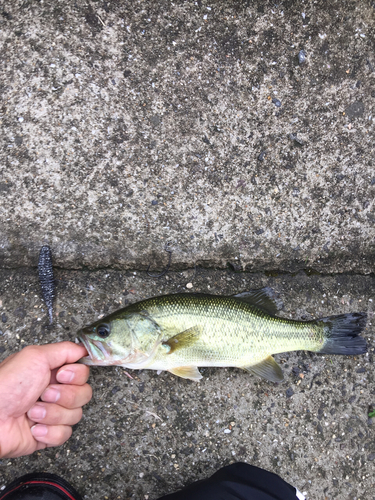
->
xmin=0 ymin=421 xmax=14 ymax=459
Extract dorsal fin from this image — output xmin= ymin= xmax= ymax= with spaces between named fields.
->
xmin=232 ymin=287 xmax=282 ymax=315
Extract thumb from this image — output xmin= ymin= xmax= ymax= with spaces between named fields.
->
xmin=30 ymin=342 xmax=88 ymax=370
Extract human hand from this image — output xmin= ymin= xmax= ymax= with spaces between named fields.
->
xmin=0 ymin=341 xmax=92 ymax=458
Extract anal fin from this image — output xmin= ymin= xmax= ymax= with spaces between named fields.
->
xmin=241 ymin=355 xmax=284 ymax=382
xmin=169 ymin=366 xmax=202 ymax=381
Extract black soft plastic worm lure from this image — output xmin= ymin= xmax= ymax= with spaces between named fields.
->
xmin=38 ymin=245 xmax=55 ymax=325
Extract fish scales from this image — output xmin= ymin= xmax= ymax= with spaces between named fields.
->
xmin=78 ymin=289 xmax=366 ymax=382
xmin=130 ymin=294 xmax=323 ymax=368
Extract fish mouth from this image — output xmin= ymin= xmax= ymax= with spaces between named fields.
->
xmin=77 ymin=331 xmax=164 ymax=368
xmin=78 ymin=334 xmax=113 ymax=365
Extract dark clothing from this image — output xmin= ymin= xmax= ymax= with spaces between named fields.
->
xmin=157 ymin=462 xmax=304 ymax=500
xmin=0 ymin=463 xmax=304 ymax=500
xmin=0 ymin=473 xmax=82 ymax=500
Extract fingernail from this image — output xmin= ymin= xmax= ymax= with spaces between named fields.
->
xmin=28 ymin=404 xmax=47 ymax=420
xmin=31 ymin=425 xmax=48 ymax=438
xmin=57 ymin=370 xmax=74 ymax=383
xmin=42 ymin=388 xmax=60 ymax=402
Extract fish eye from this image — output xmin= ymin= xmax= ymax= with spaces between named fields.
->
xmin=96 ymin=324 xmax=110 ymax=338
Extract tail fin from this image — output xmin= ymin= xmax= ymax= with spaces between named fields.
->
xmin=318 ymin=313 xmax=367 ymax=355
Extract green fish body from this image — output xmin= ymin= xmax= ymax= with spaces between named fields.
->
xmin=78 ymin=289 xmax=367 ymax=382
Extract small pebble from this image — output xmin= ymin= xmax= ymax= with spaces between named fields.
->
xmin=286 ymin=388 xmax=294 ymax=398
xmin=298 ymin=50 xmax=306 ymax=64
xmin=151 ymin=200 xmax=158 ymax=205
xmin=258 ymin=151 xmax=266 ymax=161
xmin=272 ymin=98 xmax=281 ymax=107
xmin=18 ymin=117 xmax=24 ymax=122
xmin=292 ymin=366 xmax=301 ymax=376
xmin=224 ymin=429 xmax=231 ymax=434
xmin=289 ymin=133 xmax=304 ymax=146
xmin=186 ymin=283 xmax=193 ymax=289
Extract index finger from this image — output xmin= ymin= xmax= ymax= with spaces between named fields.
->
xmin=55 ymin=363 xmax=90 ymax=386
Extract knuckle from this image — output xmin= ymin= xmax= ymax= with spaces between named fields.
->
xmin=21 ymin=345 xmax=45 ymax=365
xmin=65 ymin=389 xmax=78 ymax=408
xmin=56 ymin=426 xmax=72 ymax=446
xmin=22 ymin=345 xmax=42 ymax=358
xmin=81 ymin=365 xmax=90 ymax=380
xmin=22 ymin=345 xmax=37 ymax=354
xmin=85 ymin=384 xmax=93 ymax=403
xmin=50 ymin=407 xmax=64 ymax=425
xmin=73 ymin=408 xmax=83 ymax=425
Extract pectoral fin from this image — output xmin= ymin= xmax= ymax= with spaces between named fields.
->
xmin=162 ymin=326 xmax=202 ymax=354
xmin=169 ymin=366 xmax=202 ymax=381
xmin=241 ymin=355 xmax=284 ymax=382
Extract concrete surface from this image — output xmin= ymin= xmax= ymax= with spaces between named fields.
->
xmin=0 ymin=268 xmax=374 ymax=499
xmin=1 ymin=1 xmax=375 ymax=500
xmin=0 ymin=0 xmax=374 ymax=273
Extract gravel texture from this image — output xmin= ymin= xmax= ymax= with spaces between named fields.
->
xmin=0 ymin=268 xmax=374 ymax=499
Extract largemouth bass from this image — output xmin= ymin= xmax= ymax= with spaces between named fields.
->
xmin=78 ymin=288 xmax=367 ymax=382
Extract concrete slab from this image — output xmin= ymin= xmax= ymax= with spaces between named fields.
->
xmin=0 ymin=1 xmax=374 ymax=273
xmin=0 ymin=268 xmax=374 ymax=499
